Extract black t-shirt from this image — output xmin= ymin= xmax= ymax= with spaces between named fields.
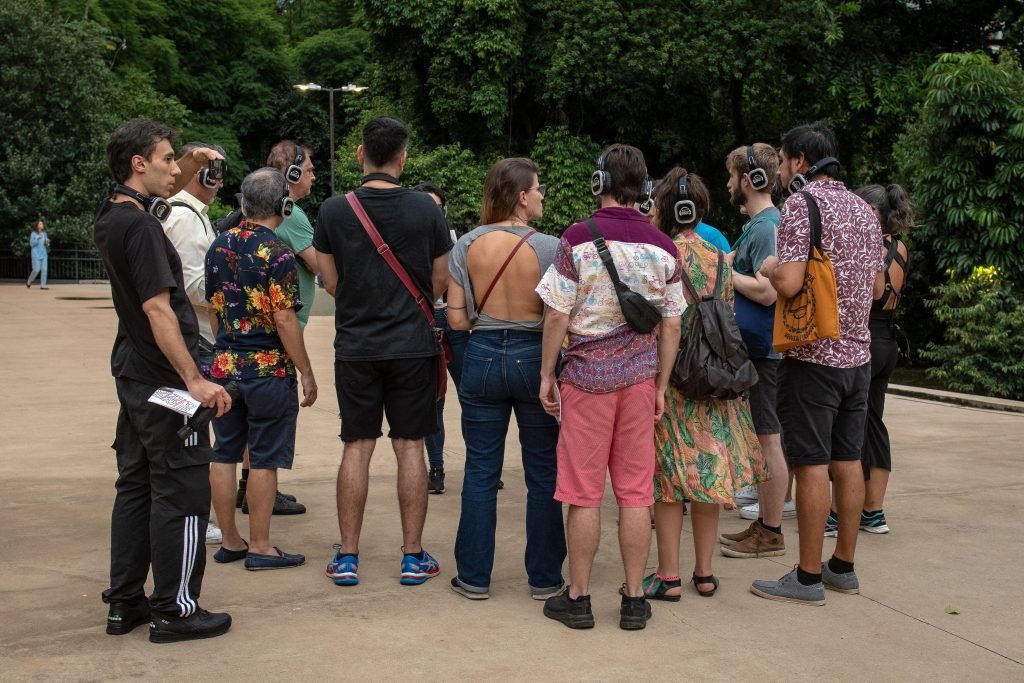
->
xmin=94 ymin=200 xmax=200 ymax=388
xmin=313 ymin=186 xmax=452 ymax=361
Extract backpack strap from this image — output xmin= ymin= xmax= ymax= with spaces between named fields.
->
xmin=798 ymin=191 xmax=823 ymax=258
xmin=475 ymin=229 xmax=536 ymax=313
xmin=711 ymin=249 xmax=726 ymax=300
xmin=170 ymin=201 xmax=212 ymax=238
xmin=345 ymin=192 xmax=436 ymax=328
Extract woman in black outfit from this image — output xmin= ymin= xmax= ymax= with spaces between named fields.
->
xmin=854 ymin=184 xmax=913 ymax=534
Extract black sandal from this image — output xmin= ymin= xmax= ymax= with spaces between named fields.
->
xmin=692 ymin=573 xmax=719 ymax=597
xmin=618 ymin=573 xmax=682 ymax=602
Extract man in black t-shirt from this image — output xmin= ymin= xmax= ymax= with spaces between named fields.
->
xmin=93 ymin=119 xmax=233 ymax=643
xmin=314 ymin=116 xmax=452 ymax=588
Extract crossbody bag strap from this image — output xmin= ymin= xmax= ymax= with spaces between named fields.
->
xmin=798 ymin=191 xmax=823 ymax=258
xmin=345 ymin=192 xmax=436 ymax=327
xmin=476 ymin=229 xmax=536 ymax=313
xmin=585 ymin=218 xmax=627 ymax=287
xmin=170 ymin=201 xmax=212 ymax=238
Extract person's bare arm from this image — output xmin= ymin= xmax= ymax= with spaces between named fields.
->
xmin=539 ymin=308 xmax=570 ymax=418
xmin=273 ymin=308 xmax=317 ymax=408
xmin=446 ymin=281 xmax=471 ymax=330
xmin=432 ymin=252 xmax=450 ymax=301
xmin=316 ymin=250 xmax=338 ymax=296
xmin=296 ymin=246 xmax=320 ymax=275
xmin=142 ymin=289 xmax=231 ymax=415
xmin=733 ymin=270 xmax=778 ymax=305
xmin=207 ymin=310 xmax=219 ymax=338
xmin=761 ymin=256 xmax=806 ymax=299
xmin=173 ymin=147 xmax=223 ymax=196
xmin=655 ymin=315 xmax=682 ymax=422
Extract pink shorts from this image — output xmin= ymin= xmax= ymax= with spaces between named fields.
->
xmin=555 ymin=380 xmax=656 ymax=508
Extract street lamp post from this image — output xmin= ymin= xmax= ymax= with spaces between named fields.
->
xmin=293 ymin=82 xmax=368 ymax=195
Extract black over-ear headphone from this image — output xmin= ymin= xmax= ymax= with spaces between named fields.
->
xmin=285 ymin=143 xmax=305 ymax=184
xmin=114 ymin=184 xmax=172 ymax=222
xmin=746 ymin=146 xmax=769 ymax=191
xmin=591 ymin=150 xmax=610 ymax=196
xmin=674 ymin=174 xmax=696 ymax=225
xmin=788 ymin=156 xmax=839 ymax=194
xmin=279 ymin=194 xmax=295 ymax=218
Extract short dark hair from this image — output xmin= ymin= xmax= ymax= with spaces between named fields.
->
xmin=856 ymin=183 xmax=914 ymax=235
xmin=780 ymin=122 xmax=839 ymax=178
xmin=106 ymin=119 xmax=176 ymax=183
xmin=653 ymin=166 xmax=710 ymax=236
xmin=362 ymin=116 xmax=408 ymax=167
xmin=598 ymin=144 xmax=647 ymax=205
xmin=267 ymin=140 xmax=311 ymax=174
xmin=413 ymin=181 xmax=446 ymax=207
xmin=480 ymin=158 xmax=538 ymax=225
xmin=241 ymin=167 xmax=287 ymax=220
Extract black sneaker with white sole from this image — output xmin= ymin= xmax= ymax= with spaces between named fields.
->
xmin=149 ymin=608 xmax=232 ymax=644
xmin=428 ymin=468 xmax=445 ymax=494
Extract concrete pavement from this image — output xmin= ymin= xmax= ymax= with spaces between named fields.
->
xmin=2 ymin=282 xmax=1023 ymax=681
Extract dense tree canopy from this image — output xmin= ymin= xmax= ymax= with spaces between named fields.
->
xmin=3 ymin=0 xmax=1024 ymax=394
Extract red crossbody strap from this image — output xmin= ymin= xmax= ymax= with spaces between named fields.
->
xmin=345 ymin=192 xmax=435 ymax=326
xmin=476 ymin=229 xmax=536 ymax=313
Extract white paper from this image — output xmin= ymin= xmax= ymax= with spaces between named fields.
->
xmin=554 ymin=383 xmax=562 ymax=425
xmin=148 ymin=387 xmax=201 ymax=417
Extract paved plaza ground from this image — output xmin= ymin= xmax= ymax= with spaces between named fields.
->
xmin=2 ymin=282 xmax=1023 ymax=681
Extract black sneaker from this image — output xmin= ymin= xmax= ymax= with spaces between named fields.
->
xmin=543 ymin=590 xmax=594 ymax=629
xmin=241 ymin=491 xmax=306 ymax=515
xmin=428 ymin=468 xmax=445 ymax=495
xmin=106 ymin=600 xmax=150 ymax=635
xmin=235 ymin=481 xmax=246 ymax=509
xmin=149 ymin=608 xmax=232 ymax=644
xmin=619 ymin=590 xmax=653 ymax=630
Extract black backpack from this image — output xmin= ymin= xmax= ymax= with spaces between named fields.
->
xmin=670 ymin=250 xmax=759 ymax=400
xmin=213 ymin=193 xmax=245 ymax=234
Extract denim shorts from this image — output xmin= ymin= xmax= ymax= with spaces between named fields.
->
xmin=211 ymin=376 xmax=299 ymax=469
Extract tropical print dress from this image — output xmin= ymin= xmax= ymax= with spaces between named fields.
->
xmin=654 ymin=232 xmax=766 ymax=505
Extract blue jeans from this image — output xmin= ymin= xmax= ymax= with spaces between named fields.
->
xmin=454 ymin=329 xmax=565 ymax=590
xmin=425 ymin=307 xmax=469 ymax=470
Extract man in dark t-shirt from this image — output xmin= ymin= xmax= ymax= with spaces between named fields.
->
xmin=314 ymin=116 xmax=452 ymax=589
xmin=93 ymin=119 xmax=233 ymax=643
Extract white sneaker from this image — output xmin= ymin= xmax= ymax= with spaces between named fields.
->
xmin=734 ymin=486 xmax=759 ymax=507
xmin=206 ymin=522 xmax=223 ymax=545
xmin=739 ymin=500 xmax=796 ymax=521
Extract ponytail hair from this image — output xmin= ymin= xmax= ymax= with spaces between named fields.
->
xmin=856 ymin=183 xmax=914 ymax=235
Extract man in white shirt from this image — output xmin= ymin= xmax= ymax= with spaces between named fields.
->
xmin=163 ymin=142 xmax=226 ymax=545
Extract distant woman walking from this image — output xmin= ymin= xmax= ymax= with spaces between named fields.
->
xmin=27 ymin=220 xmax=50 ymax=289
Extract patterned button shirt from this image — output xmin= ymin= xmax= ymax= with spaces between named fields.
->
xmin=777 ymin=179 xmax=883 ymax=368
xmin=204 ymin=222 xmax=303 ymax=380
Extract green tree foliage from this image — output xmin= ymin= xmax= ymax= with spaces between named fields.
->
xmin=920 ymin=267 xmax=1024 ymax=400
xmin=0 ymin=0 xmax=186 ymax=252
xmin=896 ymin=51 xmax=1024 ymax=285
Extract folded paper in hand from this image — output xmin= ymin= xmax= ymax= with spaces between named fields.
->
xmin=148 ymin=387 xmax=201 ymax=417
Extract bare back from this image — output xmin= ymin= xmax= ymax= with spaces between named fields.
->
xmin=467 ymin=231 xmax=544 ymax=321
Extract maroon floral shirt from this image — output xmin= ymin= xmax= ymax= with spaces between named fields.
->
xmin=777 ymin=179 xmax=883 ymax=368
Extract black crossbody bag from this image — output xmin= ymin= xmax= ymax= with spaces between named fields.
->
xmin=585 ymin=218 xmax=662 ymax=334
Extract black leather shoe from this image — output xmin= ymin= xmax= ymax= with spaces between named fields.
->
xmin=149 ymin=608 xmax=232 ymax=643
xmin=106 ymin=600 xmax=150 ymax=635
xmin=241 ymin=491 xmax=306 ymax=515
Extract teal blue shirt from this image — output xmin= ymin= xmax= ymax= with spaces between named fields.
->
xmin=275 ymin=204 xmax=315 ymax=326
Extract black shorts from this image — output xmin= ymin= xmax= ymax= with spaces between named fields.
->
xmin=749 ymin=358 xmax=781 ymax=436
xmin=335 ymin=357 xmax=439 ymax=442
xmin=777 ymin=357 xmax=870 ymax=467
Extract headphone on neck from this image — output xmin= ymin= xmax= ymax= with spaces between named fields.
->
xmin=114 ymin=184 xmax=172 ymax=222
xmin=788 ymin=155 xmax=839 ymax=194
xmin=285 ymin=143 xmax=305 ymax=185
xmin=674 ymin=174 xmax=697 ymax=225
xmin=746 ymin=146 xmax=769 ymax=191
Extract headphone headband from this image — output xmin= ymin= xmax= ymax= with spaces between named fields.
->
xmin=787 ymin=155 xmax=840 ymax=194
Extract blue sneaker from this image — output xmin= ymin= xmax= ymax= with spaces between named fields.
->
xmin=400 ymin=547 xmax=440 ymax=585
xmin=326 ymin=545 xmax=359 ymax=586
